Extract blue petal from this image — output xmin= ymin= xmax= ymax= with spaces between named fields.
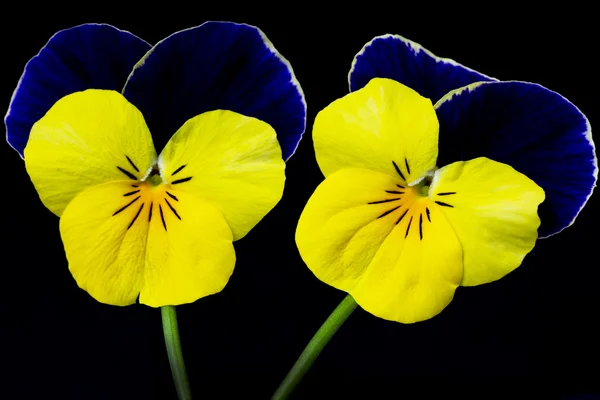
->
xmin=349 ymin=34 xmax=496 ymax=103
xmin=123 ymin=21 xmax=306 ymax=160
xmin=5 ymin=24 xmax=151 ymax=157
xmin=435 ymin=81 xmax=597 ymax=237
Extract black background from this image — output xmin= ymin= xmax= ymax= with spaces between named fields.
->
xmin=2 ymin=7 xmax=598 ymax=400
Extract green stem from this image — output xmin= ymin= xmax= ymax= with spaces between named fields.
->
xmin=161 ymin=306 xmax=192 ymax=400
xmin=272 ymin=294 xmax=358 ymax=400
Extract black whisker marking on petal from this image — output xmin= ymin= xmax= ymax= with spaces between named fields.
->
xmin=123 ymin=190 xmax=140 ymax=197
xmin=172 ymin=177 xmax=193 ymax=185
xmin=148 ymin=202 xmax=153 ymax=222
xmin=378 ymin=205 xmax=400 ymax=219
xmin=112 ymin=196 xmax=141 ymax=216
xmin=438 ymin=192 xmax=457 ymax=196
xmin=159 ymin=204 xmax=167 ymax=231
xmin=405 ymin=216 xmax=413 ymax=238
xmin=405 ymin=158 xmax=411 ymax=175
xmin=368 ymin=198 xmax=401 ymax=205
xmin=419 ymin=213 xmax=423 ymax=240
xmin=171 ymin=164 xmax=187 ymax=176
xmin=435 ymin=201 xmax=454 ymax=208
xmin=396 ymin=209 xmax=409 ymax=225
xmin=396 ymin=184 xmax=405 ymax=189
xmin=165 ymin=198 xmax=181 ymax=220
xmin=385 ymin=190 xmax=404 ymax=194
xmin=117 ymin=166 xmax=137 ymax=180
xmin=166 ymin=191 xmax=179 ymax=201
xmin=426 ymin=207 xmax=431 ymax=222
xmin=392 ymin=161 xmax=406 ymax=181
xmin=125 ymin=155 xmax=139 ymax=172
xmin=127 ymin=203 xmax=144 ymax=230
xmin=131 ymin=184 xmax=139 ymax=188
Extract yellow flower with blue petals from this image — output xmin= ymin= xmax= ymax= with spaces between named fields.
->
xmin=5 ymin=22 xmax=306 ymax=307
xmin=294 ymin=35 xmax=596 ymax=325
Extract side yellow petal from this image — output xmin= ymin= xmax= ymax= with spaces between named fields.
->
xmin=158 ymin=110 xmax=285 ymax=241
xmin=140 ymin=187 xmax=235 ymax=307
xmin=60 ymin=181 xmax=150 ymax=306
xmin=430 ymin=157 xmax=545 ymax=286
xmin=25 ymin=90 xmax=157 ymax=216
xmin=313 ymin=78 xmax=439 ymax=184
xmin=60 ymin=181 xmax=235 ymax=307
xmin=296 ymin=168 xmax=463 ymax=323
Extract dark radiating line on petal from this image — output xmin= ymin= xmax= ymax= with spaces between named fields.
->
xmin=392 ymin=161 xmax=406 ymax=181
xmin=378 ymin=205 xmax=400 ymax=219
xmin=131 ymin=184 xmax=139 ymax=188
xmin=148 ymin=202 xmax=153 ymax=222
xmin=117 ymin=166 xmax=137 ymax=180
xmin=419 ymin=214 xmax=423 ymax=240
xmin=405 ymin=216 xmax=413 ymax=238
xmin=396 ymin=184 xmax=405 ymax=189
xmin=125 ymin=155 xmax=139 ymax=172
xmin=166 ymin=191 xmax=179 ymax=201
xmin=385 ymin=190 xmax=404 ymax=194
xmin=435 ymin=201 xmax=454 ymax=208
xmin=159 ymin=205 xmax=167 ymax=231
xmin=405 ymin=158 xmax=411 ymax=175
xmin=438 ymin=192 xmax=457 ymax=196
xmin=172 ymin=177 xmax=192 ymax=185
xmin=127 ymin=203 xmax=144 ymax=230
xmin=426 ymin=207 xmax=431 ymax=222
xmin=171 ymin=164 xmax=187 ymax=176
xmin=123 ymin=190 xmax=140 ymax=197
xmin=368 ymin=198 xmax=401 ymax=205
xmin=113 ymin=196 xmax=141 ymax=216
xmin=396 ymin=209 xmax=409 ymax=225
xmin=165 ymin=198 xmax=181 ymax=220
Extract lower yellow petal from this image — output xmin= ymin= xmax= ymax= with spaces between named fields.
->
xmin=430 ymin=157 xmax=545 ymax=286
xmin=140 ymin=187 xmax=235 ymax=307
xmin=296 ymin=168 xmax=463 ymax=323
xmin=59 ymin=180 xmax=235 ymax=307
xmin=158 ymin=110 xmax=285 ymax=241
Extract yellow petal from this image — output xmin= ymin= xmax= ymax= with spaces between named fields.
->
xmin=24 ymin=90 xmax=157 ymax=216
xmin=296 ymin=168 xmax=463 ymax=323
xmin=313 ymin=78 xmax=439 ymax=184
xmin=430 ymin=157 xmax=545 ymax=286
xmin=140 ymin=186 xmax=235 ymax=307
xmin=60 ymin=180 xmax=235 ymax=307
xmin=158 ymin=110 xmax=285 ymax=240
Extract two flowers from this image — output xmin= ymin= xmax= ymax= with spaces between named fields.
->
xmin=6 ymin=22 xmax=596 ymax=398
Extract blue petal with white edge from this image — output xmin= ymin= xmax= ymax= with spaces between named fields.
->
xmin=5 ymin=24 xmax=151 ymax=157
xmin=349 ymin=34 xmax=496 ymax=103
xmin=435 ymin=81 xmax=597 ymax=238
xmin=123 ymin=21 xmax=306 ymax=160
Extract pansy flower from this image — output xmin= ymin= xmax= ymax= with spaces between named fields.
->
xmin=5 ymin=22 xmax=306 ymax=307
xmin=272 ymin=34 xmax=595 ymax=400
xmin=295 ymin=35 xmax=596 ymax=324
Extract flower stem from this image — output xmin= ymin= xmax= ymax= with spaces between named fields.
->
xmin=161 ymin=306 xmax=192 ymax=400
xmin=271 ymin=294 xmax=358 ymax=400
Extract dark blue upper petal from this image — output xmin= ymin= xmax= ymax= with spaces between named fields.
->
xmin=122 ymin=21 xmax=306 ymax=160
xmin=349 ymin=34 xmax=496 ymax=103
xmin=5 ymin=24 xmax=151 ymax=157
xmin=435 ymin=81 xmax=597 ymax=238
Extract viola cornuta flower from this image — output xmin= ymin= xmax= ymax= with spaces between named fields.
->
xmin=5 ymin=22 xmax=306 ymax=307
xmin=274 ymin=34 xmax=595 ymax=400
xmin=296 ymin=36 xmax=596 ymax=324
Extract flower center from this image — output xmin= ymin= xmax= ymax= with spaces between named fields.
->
xmin=415 ymin=175 xmax=433 ymax=197
xmin=147 ymin=165 xmax=163 ymax=186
